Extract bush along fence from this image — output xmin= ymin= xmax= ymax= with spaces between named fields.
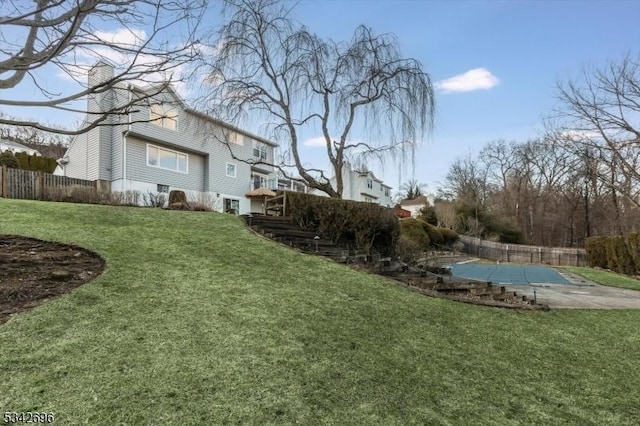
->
xmin=459 ymin=235 xmax=587 ymax=266
xmin=585 ymin=234 xmax=640 ymax=275
xmin=0 ymin=166 xmax=109 ymax=201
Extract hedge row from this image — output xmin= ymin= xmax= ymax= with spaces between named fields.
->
xmin=399 ymin=218 xmax=459 ymax=251
xmin=285 ymin=191 xmax=399 ymax=256
xmin=0 ymin=150 xmax=57 ymax=173
xmin=585 ymin=233 xmax=640 ymax=275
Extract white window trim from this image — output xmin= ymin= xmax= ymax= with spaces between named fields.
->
xmin=146 ymin=143 xmax=189 ymax=174
xmin=226 ymin=162 xmax=237 ymax=178
xmin=150 ymin=103 xmax=178 ymax=131
xmin=253 ymin=141 xmax=268 ymax=161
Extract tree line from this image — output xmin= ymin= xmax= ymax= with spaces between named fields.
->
xmin=441 ymin=55 xmax=640 ymax=247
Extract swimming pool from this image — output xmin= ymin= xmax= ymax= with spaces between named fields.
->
xmin=448 ymin=263 xmax=571 ymax=285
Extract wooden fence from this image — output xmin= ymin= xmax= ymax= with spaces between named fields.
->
xmin=1 ymin=166 xmax=97 ymax=200
xmin=459 ymin=235 xmax=587 ymax=266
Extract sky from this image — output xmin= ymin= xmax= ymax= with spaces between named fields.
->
xmin=3 ymin=0 xmax=640 ymax=195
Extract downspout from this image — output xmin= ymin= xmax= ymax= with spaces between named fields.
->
xmin=122 ymin=85 xmax=132 ymax=192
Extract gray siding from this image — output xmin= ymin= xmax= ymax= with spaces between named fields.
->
xmin=126 ymin=136 xmax=206 ymax=191
xmin=63 ymin=131 xmax=92 ymax=179
xmin=127 ymin=93 xmax=276 ymax=197
xmin=67 ymin=70 xmax=277 ymax=201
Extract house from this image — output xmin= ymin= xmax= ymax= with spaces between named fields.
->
xmin=314 ymin=163 xmax=393 ymax=207
xmin=0 ymin=138 xmax=41 ymax=156
xmin=55 ymin=61 xmax=279 ymax=215
xmin=394 ymin=205 xmax=411 ymax=218
xmin=399 ymin=195 xmax=428 ymax=218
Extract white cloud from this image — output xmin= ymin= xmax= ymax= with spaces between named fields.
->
xmin=304 ymin=136 xmax=331 ymax=147
xmin=435 ymin=68 xmax=499 ymax=94
xmin=559 ymin=129 xmax=601 ymax=141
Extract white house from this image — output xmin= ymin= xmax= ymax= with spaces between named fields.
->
xmin=399 ymin=195 xmax=428 ymax=218
xmin=0 ymin=138 xmax=41 ymax=156
xmin=55 ymin=62 xmax=282 ymax=215
xmin=311 ymin=163 xmax=393 ymax=207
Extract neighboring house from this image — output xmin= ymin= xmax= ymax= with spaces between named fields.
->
xmin=0 ymin=138 xmax=41 ymax=156
xmin=399 ymin=195 xmax=428 ymax=218
xmin=394 ymin=205 xmax=411 ymax=218
xmin=55 ymin=61 xmax=280 ymax=215
xmin=331 ymin=163 xmax=394 ymax=207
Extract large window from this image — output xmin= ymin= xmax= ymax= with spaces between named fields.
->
xmin=150 ymin=103 xmax=178 ymax=130
xmin=226 ymin=162 xmax=236 ymax=178
xmin=147 ymin=144 xmax=188 ymax=173
xmin=253 ymin=141 xmax=268 ymax=161
xmin=223 ymin=198 xmax=240 ymax=214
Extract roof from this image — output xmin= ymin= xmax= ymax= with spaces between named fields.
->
xmin=400 ymin=195 xmax=428 ymax=206
xmin=130 ymin=83 xmax=278 ymax=148
xmin=0 ymin=138 xmax=41 ymax=155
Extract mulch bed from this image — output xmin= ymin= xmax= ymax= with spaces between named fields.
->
xmin=0 ymin=235 xmax=105 ymax=325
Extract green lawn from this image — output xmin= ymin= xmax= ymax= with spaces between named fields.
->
xmin=1 ymin=199 xmax=640 ymax=425
xmin=562 ymin=266 xmax=640 ymax=291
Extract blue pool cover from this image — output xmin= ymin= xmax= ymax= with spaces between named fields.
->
xmin=448 ymin=263 xmax=571 ymax=285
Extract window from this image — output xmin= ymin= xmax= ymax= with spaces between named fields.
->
xmin=364 ymin=196 xmax=375 ymax=203
xmin=226 ymin=162 xmax=236 ymax=178
xmin=252 ymin=174 xmax=268 ymax=189
xmin=367 ymin=178 xmax=373 ymax=189
xmin=253 ymin=141 xmax=268 ymax=161
xmin=157 ymin=184 xmax=169 ymax=193
xmin=147 ymin=144 xmax=188 ymax=173
xmin=223 ymin=198 xmax=240 ymax=214
xmin=150 ymin=103 xmax=177 ymax=130
xmin=384 ymin=187 xmax=390 ymax=196
xmin=227 ymin=131 xmax=243 ymax=145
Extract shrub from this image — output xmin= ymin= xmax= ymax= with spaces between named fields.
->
xmin=0 ymin=151 xmax=20 ymax=168
xmin=423 ymin=222 xmax=443 ymax=246
xmin=13 ymin=151 xmax=57 ymax=173
xmin=395 ymin=236 xmax=423 ymax=264
xmin=418 ymin=202 xmax=438 ymax=225
xmin=437 ymin=227 xmax=459 ymax=246
xmin=607 ymin=236 xmax=636 ymax=275
xmin=399 ymin=218 xmax=430 ymax=251
xmin=142 ymin=191 xmax=168 ymax=208
xmin=187 ymin=192 xmax=219 ymax=212
xmin=585 ymin=236 xmax=608 ymax=268
xmin=110 ymin=190 xmax=142 ymax=207
xmin=627 ymin=232 xmax=640 ymax=272
xmin=285 ymin=191 xmax=399 ymax=256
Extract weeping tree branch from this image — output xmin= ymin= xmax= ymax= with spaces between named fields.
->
xmin=200 ymin=0 xmax=434 ymax=198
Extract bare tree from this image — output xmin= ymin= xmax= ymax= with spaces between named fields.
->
xmin=556 ymin=53 xmax=640 ymax=207
xmin=397 ymin=179 xmax=427 ymax=202
xmin=201 ymin=0 xmax=434 ymax=197
xmin=0 ymin=0 xmax=206 ymax=135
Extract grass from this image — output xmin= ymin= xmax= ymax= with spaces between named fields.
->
xmin=1 ymin=198 xmax=640 ymax=425
xmin=562 ymin=266 xmax=640 ymax=291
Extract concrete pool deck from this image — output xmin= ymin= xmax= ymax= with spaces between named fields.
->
xmin=449 ymin=261 xmax=640 ymax=309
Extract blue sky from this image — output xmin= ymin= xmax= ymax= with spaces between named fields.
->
xmin=288 ymin=0 xmax=640 ymax=193
xmin=3 ymin=0 xmax=640 ymax=195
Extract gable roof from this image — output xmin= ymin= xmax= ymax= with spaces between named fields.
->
xmin=130 ymin=83 xmax=278 ymax=148
xmin=400 ymin=195 xmax=428 ymax=206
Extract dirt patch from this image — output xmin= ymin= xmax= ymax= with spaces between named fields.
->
xmin=0 ymin=235 xmax=105 ymax=325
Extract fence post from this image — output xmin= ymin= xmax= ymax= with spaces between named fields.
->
xmin=37 ymin=171 xmax=44 ymax=200
xmin=1 ymin=165 xmax=6 ymax=198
